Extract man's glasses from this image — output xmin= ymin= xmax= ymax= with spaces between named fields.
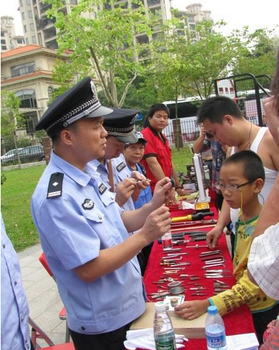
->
xmin=216 ymin=180 xmax=254 ymax=192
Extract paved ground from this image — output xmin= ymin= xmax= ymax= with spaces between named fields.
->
xmin=19 ymin=243 xmax=68 ymax=347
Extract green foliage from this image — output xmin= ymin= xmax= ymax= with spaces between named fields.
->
xmin=1 ymin=91 xmax=22 ymax=136
xmin=149 ymin=20 xmax=238 ymax=103
xmin=231 ymin=28 xmax=277 ymax=90
xmin=47 ymin=0 xmax=157 ymax=107
xmin=1 ymin=174 xmax=7 ymax=185
xmin=1 ymin=166 xmax=46 ymax=252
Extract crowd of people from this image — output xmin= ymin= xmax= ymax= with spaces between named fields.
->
xmin=1 ymin=51 xmax=279 ymax=350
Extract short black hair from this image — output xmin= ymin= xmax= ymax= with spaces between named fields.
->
xmin=222 ymin=150 xmax=265 ymax=182
xmin=143 ymin=103 xmax=170 ymax=127
xmin=197 ymin=96 xmax=242 ymax=124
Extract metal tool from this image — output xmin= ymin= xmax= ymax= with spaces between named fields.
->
xmin=204 ymin=258 xmax=224 ymax=265
xmin=163 ymin=252 xmax=188 ymax=258
xmin=202 ymin=262 xmax=225 ymax=269
xmin=200 ymin=250 xmax=222 ymax=256
xmin=186 ymin=244 xmax=208 ymax=249
xmin=161 ymin=256 xmax=182 ymax=261
xmin=170 ymin=262 xmax=191 ymax=267
xmin=171 ymin=212 xmax=214 ymax=222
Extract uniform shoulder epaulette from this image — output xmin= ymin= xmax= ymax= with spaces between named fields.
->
xmin=47 ymin=172 xmax=64 ymax=198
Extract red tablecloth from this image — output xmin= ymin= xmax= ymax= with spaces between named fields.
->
xmin=141 ymin=202 xmax=255 ymax=350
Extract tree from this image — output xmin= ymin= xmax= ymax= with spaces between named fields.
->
xmin=47 ymin=0 xmax=156 ymax=107
xmin=1 ymin=91 xmax=23 ymax=168
xmin=231 ymin=28 xmax=278 ymax=90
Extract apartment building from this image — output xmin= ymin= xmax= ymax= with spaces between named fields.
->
xmin=1 ymin=45 xmax=68 ymax=136
xmin=18 ymin=0 xmax=211 ymax=50
xmin=1 ymin=16 xmax=25 ymax=52
xmin=18 ymin=0 xmax=77 ymax=49
xmin=175 ymin=3 xmax=212 ymax=42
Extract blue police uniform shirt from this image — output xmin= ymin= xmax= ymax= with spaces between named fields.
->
xmin=1 ymin=215 xmax=31 ymax=350
xmin=111 ymin=154 xmax=136 ymax=211
xmin=90 ymin=159 xmax=111 ymax=189
xmin=128 ymin=163 xmax=152 ymax=209
xmin=31 ymin=151 xmax=145 ymax=334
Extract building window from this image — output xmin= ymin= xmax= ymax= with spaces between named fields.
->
xmin=24 ymin=25 xmax=27 ymax=33
xmin=11 ymin=62 xmax=35 ymax=77
xmin=20 ymin=0 xmax=23 ymax=6
xmin=17 ymin=38 xmax=25 ymax=44
xmin=30 ymin=23 xmax=34 ymax=31
xmin=32 ymin=36 xmax=36 ymax=44
xmin=26 ymin=0 xmax=31 ymax=5
xmin=24 ymin=112 xmax=38 ymax=134
xmin=1 ymin=45 xmax=7 ymax=50
xmin=1 ymin=39 xmax=6 ymax=44
xmin=48 ymin=86 xmax=54 ymax=98
xmin=22 ymin=12 xmax=25 ymax=20
xmin=25 ymin=38 xmax=29 ymax=44
xmin=1 ymin=31 xmax=5 ymax=37
xmin=28 ymin=10 xmax=32 ymax=18
xmin=15 ymin=89 xmax=37 ymax=109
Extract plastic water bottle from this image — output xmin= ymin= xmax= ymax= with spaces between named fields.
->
xmin=205 ymin=306 xmax=227 ymax=350
xmin=154 ymin=301 xmax=177 ymax=350
xmin=161 ymin=231 xmax=173 ymax=250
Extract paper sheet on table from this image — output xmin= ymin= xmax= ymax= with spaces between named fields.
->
xmin=226 ymin=332 xmax=259 ymax=350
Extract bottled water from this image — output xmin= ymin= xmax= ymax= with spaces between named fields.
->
xmin=153 ymin=301 xmax=176 ymax=350
xmin=205 ymin=306 xmax=227 ymax=350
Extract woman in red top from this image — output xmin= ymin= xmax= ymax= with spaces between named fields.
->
xmin=141 ymin=104 xmax=185 ymax=196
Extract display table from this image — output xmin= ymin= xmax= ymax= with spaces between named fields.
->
xmin=134 ymin=202 xmax=256 ymax=349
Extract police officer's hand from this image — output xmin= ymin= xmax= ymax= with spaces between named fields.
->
xmin=115 ymin=178 xmax=137 ymax=207
xmin=152 ymin=177 xmax=174 ymax=207
xmin=142 ymin=205 xmax=171 ymax=242
xmin=130 ymin=171 xmax=151 ymax=190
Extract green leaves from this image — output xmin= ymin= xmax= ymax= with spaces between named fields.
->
xmin=1 ymin=91 xmax=22 ymax=136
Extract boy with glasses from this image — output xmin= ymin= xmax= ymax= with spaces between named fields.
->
xmin=175 ymin=150 xmax=279 ymax=344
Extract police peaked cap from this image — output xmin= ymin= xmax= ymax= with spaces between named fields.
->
xmin=35 ymin=77 xmax=113 ymax=136
xmin=104 ymin=108 xmax=140 ymax=144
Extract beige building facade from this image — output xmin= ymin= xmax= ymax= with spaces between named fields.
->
xmin=1 ymin=45 xmax=68 ymax=136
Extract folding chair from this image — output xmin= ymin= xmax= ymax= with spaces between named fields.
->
xmin=39 ymin=253 xmax=70 ymax=343
xmin=29 ymin=317 xmax=74 ymax=350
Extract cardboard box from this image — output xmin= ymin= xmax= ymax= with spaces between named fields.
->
xmin=131 ymin=302 xmax=206 ymax=338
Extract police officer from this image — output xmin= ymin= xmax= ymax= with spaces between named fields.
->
xmin=31 ymin=77 xmax=172 ymax=350
xmin=91 ymin=108 xmax=143 ymax=210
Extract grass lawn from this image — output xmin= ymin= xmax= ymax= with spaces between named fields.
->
xmin=171 ymin=144 xmax=193 ymax=174
xmin=1 ymin=145 xmax=193 ymax=252
xmin=1 ymin=165 xmax=46 ymax=252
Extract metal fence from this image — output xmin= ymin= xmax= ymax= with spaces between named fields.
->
xmin=163 ymin=117 xmax=200 ymax=147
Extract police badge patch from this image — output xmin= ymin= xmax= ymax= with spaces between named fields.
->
xmin=116 ymin=162 xmax=126 ymax=172
xmin=82 ymin=198 xmax=94 ymax=210
xmin=98 ymin=183 xmax=107 ymax=195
